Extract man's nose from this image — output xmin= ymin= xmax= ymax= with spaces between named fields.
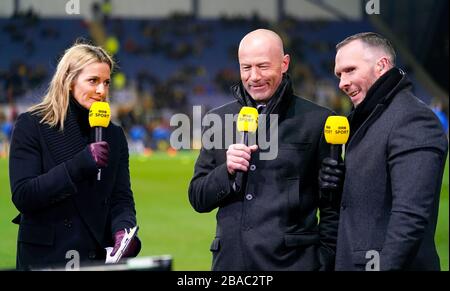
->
xmin=339 ymin=76 xmax=350 ymax=92
xmin=250 ymin=67 xmax=261 ymax=81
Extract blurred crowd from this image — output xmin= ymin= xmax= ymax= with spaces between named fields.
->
xmin=0 ymin=5 xmax=448 ymax=156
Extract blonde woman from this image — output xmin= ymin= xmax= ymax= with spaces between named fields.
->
xmin=9 ymin=43 xmax=140 ymax=270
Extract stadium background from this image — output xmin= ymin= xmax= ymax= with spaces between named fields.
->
xmin=0 ymin=0 xmax=448 ymax=270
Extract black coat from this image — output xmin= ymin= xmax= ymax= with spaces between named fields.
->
xmin=9 ymin=101 xmax=138 ymax=270
xmin=189 ymin=76 xmax=339 ymax=270
xmin=335 ymin=69 xmax=448 ymax=271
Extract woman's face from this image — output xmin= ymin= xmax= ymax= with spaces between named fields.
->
xmin=71 ymin=62 xmax=111 ymax=110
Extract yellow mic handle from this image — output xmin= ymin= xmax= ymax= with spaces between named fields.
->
xmin=237 ymin=106 xmax=259 ymax=133
xmin=89 ymin=101 xmax=111 ymax=128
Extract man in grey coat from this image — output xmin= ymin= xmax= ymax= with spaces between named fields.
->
xmin=322 ymin=32 xmax=448 ymax=270
xmin=189 ymin=29 xmax=339 ymax=271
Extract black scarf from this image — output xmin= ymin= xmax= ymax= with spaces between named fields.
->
xmin=348 ymin=67 xmax=403 ymax=140
xmin=41 ymin=98 xmax=92 ymax=165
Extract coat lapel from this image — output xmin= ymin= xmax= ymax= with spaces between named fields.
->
xmin=346 ymin=104 xmax=386 ymax=151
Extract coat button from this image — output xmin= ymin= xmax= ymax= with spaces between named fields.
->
xmin=218 ymin=190 xmax=226 ymax=199
xmin=64 ymin=219 xmax=72 ymax=228
xmin=341 ymin=203 xmax=346 ymax=210
xmin=250 ymin=165 xmax=256 ymax=171
xmin=245 ymin=194 xmax=253 ymax=201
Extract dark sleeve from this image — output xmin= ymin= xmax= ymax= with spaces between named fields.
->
xmin=317 ymin=112 xmax=340 ymax=271
xmin=9 ymin=113 xmax=94 ymax=214
xmin=110 ymin=127 xmax=137 ymax=233
xmin=188 ymin=122 xmax=235 ymax=213
xmin=380 ymin=109 xmax=448 ymax=270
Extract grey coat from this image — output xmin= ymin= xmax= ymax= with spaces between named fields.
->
xmin=335 ymin=70 xmax=448 ymax=271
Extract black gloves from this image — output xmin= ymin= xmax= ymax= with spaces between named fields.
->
xmin=319 ymin=157 xmax=345 ymax=192
xmin=319 ymin=157 xmax=345 ymax=207
xmin=66 ymin=141 xmax=110 ymax=182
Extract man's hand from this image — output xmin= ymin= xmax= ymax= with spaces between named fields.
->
xmin=226 ymin=144 xmax=258 ymax=175
xmin=88 ymin=141 xmax=109 ymax=168
xmin=319 ymin=157 xmax=345 ymax=192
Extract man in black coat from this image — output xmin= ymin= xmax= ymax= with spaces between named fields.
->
xmin=323 ymin=32 xmax=448 ymax=270
xmin=189 ymin=29 xmax=339 ymax=271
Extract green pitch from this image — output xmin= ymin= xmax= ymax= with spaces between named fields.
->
xmin=0 ymin=152 xmax=448 ymax=270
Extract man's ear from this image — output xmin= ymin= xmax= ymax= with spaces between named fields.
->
xmin=282 ymin=54 xmax=290 ymax=73
xmin=377 ymin=57 xmax=390 ymax=75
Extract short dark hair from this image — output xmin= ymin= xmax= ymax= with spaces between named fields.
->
xmin=336 ymin=32 xmax=396 ymax=65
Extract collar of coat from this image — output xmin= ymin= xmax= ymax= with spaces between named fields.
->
xmin=348 ymin=67 xmax=411 ymax=141
xmin=230 ymin=73 xmax=294 ymax=115
xmin=40 ymin=98 xmax=92 ymax=165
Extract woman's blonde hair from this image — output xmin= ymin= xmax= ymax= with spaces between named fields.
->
xmin=29 ymin=42 xmax=114 ymax=130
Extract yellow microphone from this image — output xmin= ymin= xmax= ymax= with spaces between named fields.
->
xmin=235 ymin=106 xmax=259 ymax=192
xmin=89 ymin=101 xmax=111 ymax=180
xmin=89 ymin=101 xmax=111 ymax=129
xmin=324 ymin=116 xmax=350 ymax=160
xmin=237 ymin=106 xmax=259 ymax=141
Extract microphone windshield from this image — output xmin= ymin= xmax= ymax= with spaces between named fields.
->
xmin=324 ymin=116 xmax=350 ymax=145
xmin=237 ymin=106 xmax=258 ymax=133
xmin=89 ymin=101 xmax=111 ymax=128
